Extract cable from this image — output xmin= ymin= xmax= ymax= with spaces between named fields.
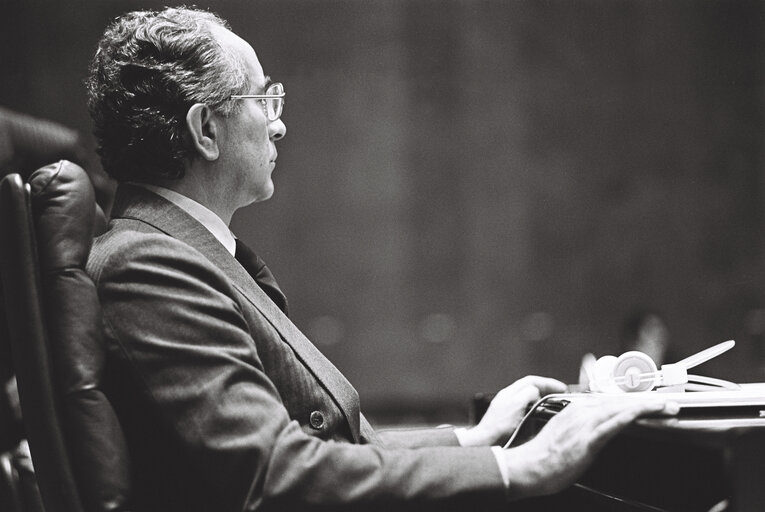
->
xmin=503 ymin=394 xmax=569 ymax=449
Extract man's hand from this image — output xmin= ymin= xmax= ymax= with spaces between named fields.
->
xmin=459 ymin=376 xmax=567 ymax=447
xmin=499 ymin=397 xmax=678 ymax=499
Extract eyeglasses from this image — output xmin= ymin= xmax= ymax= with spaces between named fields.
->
xmin=231 ymin=82 xmax=285 ymax=121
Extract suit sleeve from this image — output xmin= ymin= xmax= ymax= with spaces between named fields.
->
xmin=89 ymin=234 xmax=506 ymax=512
xmin=376 ymin=425 xmax=462 ymax=448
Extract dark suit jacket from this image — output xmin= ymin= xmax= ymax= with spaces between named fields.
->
xmin=86 ymin=184 xmax=505 ymax=511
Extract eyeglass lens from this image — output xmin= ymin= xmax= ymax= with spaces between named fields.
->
xmin=265 ymin=83 xmax=284 ymax=121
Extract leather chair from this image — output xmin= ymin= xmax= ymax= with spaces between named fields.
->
xmin=0 ymin=161 xmax=131 ymax=512
xmin=0 ymin=451 xmax=22 ymax=512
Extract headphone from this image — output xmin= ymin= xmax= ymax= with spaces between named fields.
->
xmin=583 ymin=339 xmax=737 ymax=393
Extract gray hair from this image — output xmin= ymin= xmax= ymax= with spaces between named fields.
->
xmin=86 ymin=7 xmax=250 ymax=182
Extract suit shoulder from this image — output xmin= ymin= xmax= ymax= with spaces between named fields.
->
xmin=87 ymin=220 xmax=218 ymax=285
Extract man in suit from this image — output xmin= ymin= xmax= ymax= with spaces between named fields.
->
xmin=85 ymin=7 xmax=672 ymax=511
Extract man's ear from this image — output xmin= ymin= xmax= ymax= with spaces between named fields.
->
xmin=186 ymin=103 xmax=220 ymax=161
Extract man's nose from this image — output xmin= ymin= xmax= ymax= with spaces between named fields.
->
xmin=269 ymin=119 xmax=286 ymax=141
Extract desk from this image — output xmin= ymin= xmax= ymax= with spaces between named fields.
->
xmin=515 ymin=391 xmax=765 ymax=512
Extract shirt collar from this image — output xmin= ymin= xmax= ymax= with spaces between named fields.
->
xmin=131 ymin=183 xmax=237 ymax=256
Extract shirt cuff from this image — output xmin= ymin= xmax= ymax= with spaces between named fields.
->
xmin=490 ymin=446 xmax=511 ymax=489
xmin=453 ymin=426 xmax=468 ymax=446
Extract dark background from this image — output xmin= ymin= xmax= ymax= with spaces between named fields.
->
xmin=3 ymin=0 xmax=765 ymax=424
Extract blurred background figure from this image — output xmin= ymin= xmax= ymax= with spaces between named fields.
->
xmin=619 ymin=309 xmax=674 ymax=366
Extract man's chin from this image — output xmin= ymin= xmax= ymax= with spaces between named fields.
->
xmin=245 ymin=183 xmax=275 ymax=206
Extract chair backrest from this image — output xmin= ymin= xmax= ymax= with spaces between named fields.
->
xmin=0 ymin=161 xmax=132 ymax=512
xmin=0 ymin=452 xmax=22 ymax=512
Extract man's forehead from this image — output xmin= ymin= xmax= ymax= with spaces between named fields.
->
xmin=211 ymin=25 xmax=266 ymax=85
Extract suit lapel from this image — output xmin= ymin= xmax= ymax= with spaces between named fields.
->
xmin=110 ymin=184 xmax=362 ymax=442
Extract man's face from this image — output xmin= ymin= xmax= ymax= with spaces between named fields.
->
xmin=214 ymin=27 xmax=286 ymax=207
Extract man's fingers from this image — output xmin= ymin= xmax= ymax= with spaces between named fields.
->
xmin=510 ymin=375 xmax=567 ymax=396
xmin=533 ymin=376 xmax=567 ymax=395
xmin=514 ymin=384 xmax=542 ymax=406
xmin=551 ymin=397 xmax=673 ymax=435
xmin=593 ymin=398 xmax=676 ymax=418
xmin=587 ymin=406 xmax=646 ymax=450
xmin=587 ymin=400 xmax=677 ymax=450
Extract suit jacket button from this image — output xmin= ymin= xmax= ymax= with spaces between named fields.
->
xmin=309 ymin=410 xmax=325 ymax=429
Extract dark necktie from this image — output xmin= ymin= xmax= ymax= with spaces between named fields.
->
xmin=234 ymin=238 xmax=289 ymax=315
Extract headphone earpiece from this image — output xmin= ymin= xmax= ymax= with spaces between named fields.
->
xmin=613 ymin=351 xmax=659 ymax=392
xmin=589 ymin=355 xmax=619 ymax=393
xmin=589 ymin=351 xmax=664 ymax=393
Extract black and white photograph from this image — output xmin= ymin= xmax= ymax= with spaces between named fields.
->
xmin=1 ymin=1 xmax=765 ymax=511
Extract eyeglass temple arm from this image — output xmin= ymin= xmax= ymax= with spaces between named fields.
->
xmin=231 ymin=93 xmax=285 ymax=99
